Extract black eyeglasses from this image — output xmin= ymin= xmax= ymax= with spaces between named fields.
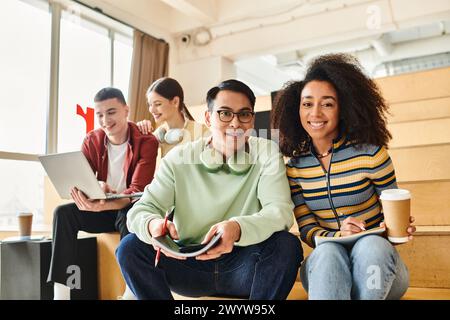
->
xmin=216 ymin=110 xmax=255 ymax=123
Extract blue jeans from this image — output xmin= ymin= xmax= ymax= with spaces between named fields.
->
xmin=116 ymin=231 xmax=303 ymax=300
xmin=300 ymin=235 xmax=409 ymax=300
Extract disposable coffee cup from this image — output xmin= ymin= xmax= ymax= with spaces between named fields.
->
xmin=380 ymin=189 xmax=411 ymax=243
xmin=17 ymin=212 xmax=33 ymax=238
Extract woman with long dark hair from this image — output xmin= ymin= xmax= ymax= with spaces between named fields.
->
xmin=137 ymin=77 xmax=209 ymax=157
xmin=272 ymin=53 xmax=415 ymax=299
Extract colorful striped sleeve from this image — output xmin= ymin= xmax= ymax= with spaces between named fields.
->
xmin=287 ymin=168 xmax=341 ymax=248
xmin=300 ymin=223 xmax=342 ymax=248
xmin=368 ymin=146 xmax=398 ymax=196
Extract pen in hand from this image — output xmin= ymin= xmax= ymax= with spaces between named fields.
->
xmin=154 ymin=207 xmax=175 ymax=268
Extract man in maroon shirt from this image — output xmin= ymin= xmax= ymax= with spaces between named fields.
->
xmin=47 ymin=87 xmax=158 ymax=299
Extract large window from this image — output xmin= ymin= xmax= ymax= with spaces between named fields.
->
xmin=0 ymin=0 xmax=50 ymax=155
xmin=0 ymin=0 xmax=133 ymax=227
xmin=0 ymin=0 xmax=50 ymax=226
xmin=114 ymin=33 xmax=133 ymax=102
xmin=57 ymin=13 xmax=111 ymax=153
xmin=0 ymin=160 xmax=45 ymax=226
xmin=58 ymin=10 xmax=133 ymax=153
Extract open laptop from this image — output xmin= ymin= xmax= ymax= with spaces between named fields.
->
xmin=39 ymin=151 xmax=143 ymax=200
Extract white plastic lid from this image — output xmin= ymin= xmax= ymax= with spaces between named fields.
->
xmin=380 ymin=189 xmax=411 ymax=201
xmin=17 ymin=212 xmax=33 ymax=217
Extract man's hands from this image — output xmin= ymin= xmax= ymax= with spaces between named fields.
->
xmin=148 ymin=218 xmax=241 ymax=260
xmin=148 ymin=218 xmax=184 ymax=260
xmin=149 ymin=219 xmax=241 ymax=261
xmin=196 ymin=221 xmax=241 ymax=261
xmin=70 ymin=181 xmax=128 ymax=212
xmin=71 ymin=187 xmax=106 ymax=212
xmin=98 ymin=181 xmax=116 ymax=194
xmin=136 ymin=120 xmax=154 ymax=135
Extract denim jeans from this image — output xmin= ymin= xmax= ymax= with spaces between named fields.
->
xmin=47 ymin=202 xmax=132 ymax=284
xmin=116 ymin=231 xmax=303 ymax=300
xmin=300 ymin=235 xmax=409 ymax=300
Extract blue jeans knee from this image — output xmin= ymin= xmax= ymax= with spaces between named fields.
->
xmin=115 ymin=233 xmax=145 ymax=270
xmin=270 ymin=231 xmax=304 ymax=265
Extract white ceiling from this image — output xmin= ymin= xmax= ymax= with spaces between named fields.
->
xmin=80 ymin=0 xmax=450 ymax=94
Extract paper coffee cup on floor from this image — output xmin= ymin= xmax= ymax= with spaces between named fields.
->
xmin=17 ymin=212 xmax=33 ymax=238
xmin=380 ymin=189 xmax=411 ymax=243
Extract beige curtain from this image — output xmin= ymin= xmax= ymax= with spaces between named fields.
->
xmin=128 ymin=30 xmax=169 ymax=125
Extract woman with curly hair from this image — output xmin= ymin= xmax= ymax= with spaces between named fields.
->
xmin=272 ymin=53 xmax=415 ymax=300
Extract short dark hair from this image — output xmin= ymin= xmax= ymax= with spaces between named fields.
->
xmin=206 ymin=79 xmax=256 ymax=111
xmin=94 ymin=87 xmax=127 ymax=105
xmin=271 ymin=53 xmax=391 ymax=157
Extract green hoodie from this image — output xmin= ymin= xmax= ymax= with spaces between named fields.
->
xmin=127 ymin=136 xmax=294 ymax=247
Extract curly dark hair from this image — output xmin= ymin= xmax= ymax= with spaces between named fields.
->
xmin=271 ymin=53 xmax=392 ymax=157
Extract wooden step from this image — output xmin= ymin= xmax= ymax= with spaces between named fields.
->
xmin=95 ymin=232 xmax=125 ymax=300
xmin=388 ymin=118 xmax=450 ymax=149
xmin=287 ymin=282 xmax=450 ymax=300
xmin=376 ymin=67 xmax=450 ymax=104
xmin=389 ymin=144 xmax=450 ymax=183
xmin=401 ymin=287 xmax=450 ymax=300
xmin=388 ymin=97 xmax=450 ymax=124
xmin=174 ymin=282 xmax=450 ymax=300
xmin=293 ymin=226 xmax=450 ymax=288
xmin=287 ymin=281 xmax=307 ymax=300
xmin=413 ymin=225 xmax=450 ymax=235
xmin=398 ymin=181 xmax=450 ymax=226
xmin=397 ymin=225 xmax=450 ymax=288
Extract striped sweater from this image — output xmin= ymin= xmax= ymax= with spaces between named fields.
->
xmin=286 ymin=135 xmax=397 ymax=248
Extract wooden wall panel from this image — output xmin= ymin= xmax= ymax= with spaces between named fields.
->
xmin=96 ymin=233 xmax=125 ymax=300
xmin=389 ymin=144 xmax=450 ymax=182
xmin=388 ymin=97 xmax=450 ymax=123
xmin=389 ymin=118 xmax=450 ymax=148
xmin=398 ymin=181 xmax=450 ymax=226
xmin=397 ymin=231 xmax=450 ymax=288
xmin=376 ymin=67 xmax=450 ymax=104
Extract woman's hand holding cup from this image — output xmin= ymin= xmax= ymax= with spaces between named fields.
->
xmin=380 ymin=189 xmax=414 ymax=243
xmin=380 ymin=216 xmax=416 ymax=241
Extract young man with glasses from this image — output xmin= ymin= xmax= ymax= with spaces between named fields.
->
xmin=116 ymin=79 xmax=303 ymax=300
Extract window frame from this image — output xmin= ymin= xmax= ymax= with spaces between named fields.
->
xmin=0 ymin=0 xmax=134 ymax=227
xmin=48 ymin=0 xmax=133 ymax=154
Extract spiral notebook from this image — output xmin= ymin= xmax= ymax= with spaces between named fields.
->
xmin=315 ymin=226 xmax=386 ymax=247
xmin=153 ymin=231 xmax=223 ymax=258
